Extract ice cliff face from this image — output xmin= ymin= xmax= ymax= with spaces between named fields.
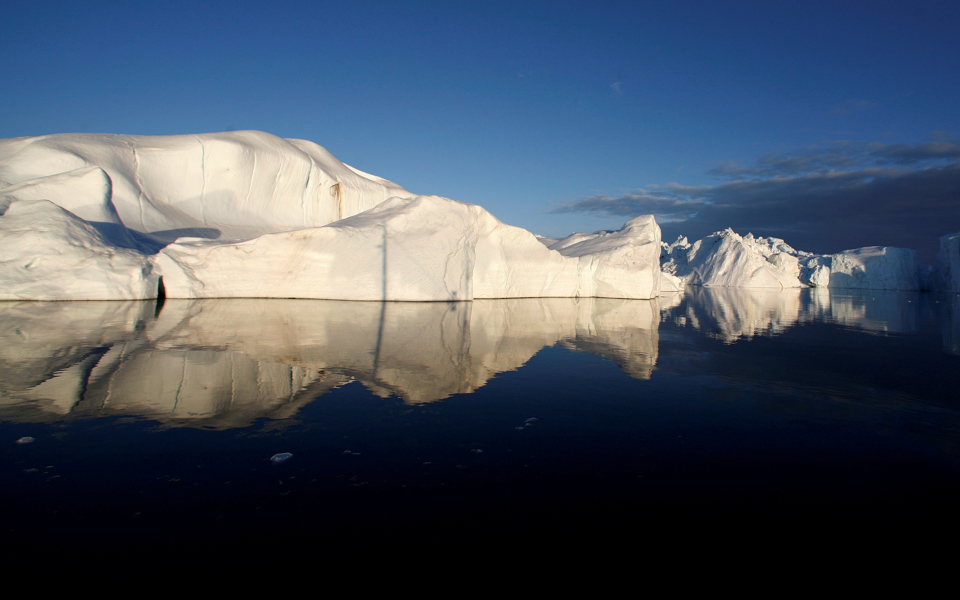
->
xmin=808 ymin=246 xmax=923 ymax=291
xmin=0 ymin=131 xmax=662 ymax=301
xmin=547 ymin=216 xmax=662 ymax=297
xmin=156 ymin=195 xmax=661 ymax=300
xmin=0 ymin=199 xmax=157 ymax=301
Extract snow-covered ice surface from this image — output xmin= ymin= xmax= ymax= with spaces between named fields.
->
xmin=545 ymin=216 xmax=661 ymax=298
xmin=1 ymin=132 xmax=662 ymax=301
xmin=0 ymin=166 xmax=137 ymax=248
xmin=0 ymin=131 xmax=408 ymax=240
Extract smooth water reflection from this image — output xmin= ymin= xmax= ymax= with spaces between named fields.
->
xmin=0 ymin=297 xmax=659 ymax=426
xmin=668 ymin=286 xmax=959 ymax=349
xmin=2 ymin=288 xmax=957 ymax=428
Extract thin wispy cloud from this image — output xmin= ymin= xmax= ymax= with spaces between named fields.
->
xmin=830 ymin=99 xmax=874 ymax=116
xmin=872 ymin=141 xmax=960 ymax=163
xmin=706 ymin=140 xmax=960 ymax=177
xmin=553 ymin=187 xmax=705 ymax=221
xmin=551 ymin=140 xmax=960 ymax=261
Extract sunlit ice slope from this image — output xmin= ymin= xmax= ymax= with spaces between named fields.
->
xmin=0 ymin=130 xmax=410 ymax=242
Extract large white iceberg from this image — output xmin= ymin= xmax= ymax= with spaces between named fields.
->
xmin=1 ymin=131 xmax=662 ymax=301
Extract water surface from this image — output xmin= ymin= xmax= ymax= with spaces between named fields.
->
xmin=2 ymin=289 xmax=958 ymax=559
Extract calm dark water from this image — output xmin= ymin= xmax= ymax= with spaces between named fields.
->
xmin=2 ymin=289 xmax=958 ymax=560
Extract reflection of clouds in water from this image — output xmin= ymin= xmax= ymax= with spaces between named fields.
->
xmin=0 ymin=297 xmax=660 ymax=426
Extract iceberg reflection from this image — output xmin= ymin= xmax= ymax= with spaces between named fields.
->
xmin=667 ymin=286 xmax=958 ymax=350
xmin=3 ymin=288 xmax=955 ymax=428
xmin=669 ymin=287 xmax=803 ymax=342
xmin=804 ymin=288 xmax=922 ymax=334
xmin=0 ymin=297 xmax=660 ymax=426
xmin=935 ymin=293 xmax=960 ymax=356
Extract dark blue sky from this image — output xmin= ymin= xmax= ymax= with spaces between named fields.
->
xmin=2 ymin=0 xmax=958 ymax=260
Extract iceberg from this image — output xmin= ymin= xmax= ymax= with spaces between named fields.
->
xmin=662 ymin=229 xmax=928 ymax=291
xmin=0 ymin=167 xmax=137 ymax=248
xmin=1 ymin=131 xmax=662 ymax=301
xmin=929 ymin=231 xmax=960 ymax=292
xmin=820 ymin=246 xmax=923 ymax=291
xmin=792 ymin=246 xmax=924 ymax=291
xmin=660 ymin=229 xmax=803 ymax=289
xmin=546 ymin=215 xmax=661 ymax=299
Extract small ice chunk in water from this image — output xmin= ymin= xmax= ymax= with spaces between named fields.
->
xmin=16 ymin=437 xmax=34 ymax=444
xmin=524 ymin=418 xmax=538 ymax=423
xmin=270 ymin=452 xmax=292 ymax=464
xmin=471 ymin=448 xmax=483 ymax=453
